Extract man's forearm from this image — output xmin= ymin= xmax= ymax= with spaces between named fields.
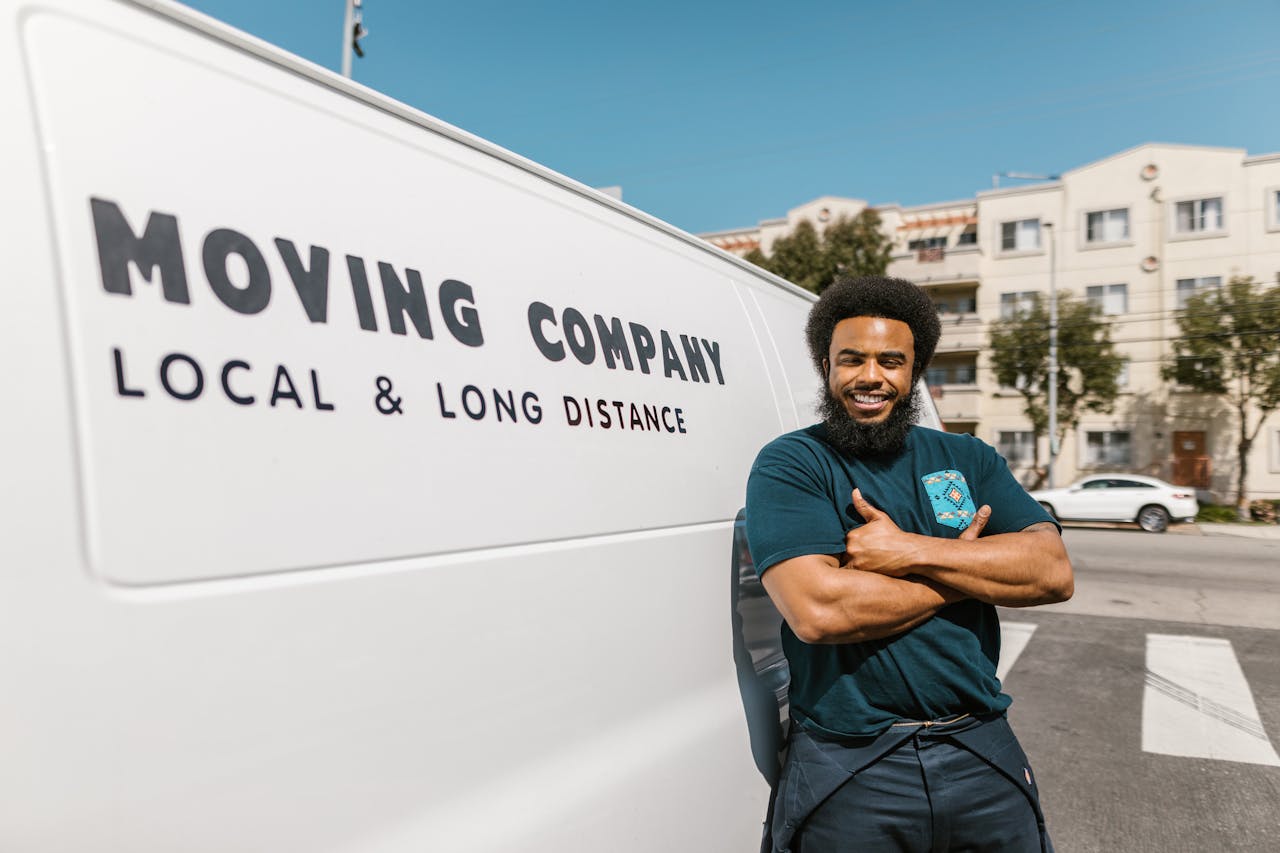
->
xmin=799 ymin=570 xmax=966 ymax=643
xmin=907 ymin=525 xmax=1073 ymax=607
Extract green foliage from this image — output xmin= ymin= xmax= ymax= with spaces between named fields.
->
xmin=987 ymin=292 xmax=1122 ymax=479
xmin=744 ymin=209 xmax=892 ymax=294
xmin=1196 ymin=504 xmax=1241 ymax=523
xmin=821 ymin=209 xmax=895 ymax=285
xmin=1162 ymin=275 xmax=1280 ymax=513
xmin=767 ymin=220 xmax=826 ymax=292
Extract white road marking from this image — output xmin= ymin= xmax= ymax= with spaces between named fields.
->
xmin=1142 ymin=634 xmax=1280 ymax=766
xmin=997 ymin=621 xmax=1038 ymax=682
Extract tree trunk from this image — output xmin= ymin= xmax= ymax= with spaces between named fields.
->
xmin=1237 ymin=408 xmax=1251 ymax=521
xmin=1029 ymin=429 xmax=1046 ymax=491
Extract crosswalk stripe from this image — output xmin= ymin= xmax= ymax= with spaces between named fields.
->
xmin=997 ymin=621 xmax=1038 ymax=682
xmin=1142 ymin=634 xmax=1280 ymax=766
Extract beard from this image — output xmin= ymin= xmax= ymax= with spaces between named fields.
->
xmin=819 ymin=383 xmax=920 ymax=459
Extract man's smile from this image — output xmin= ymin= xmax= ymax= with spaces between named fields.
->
xmin=846 ymin=390 xmax=895 ymax=415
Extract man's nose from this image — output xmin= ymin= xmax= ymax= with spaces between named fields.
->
xmin=855 ymin=361 xmax=884 ymax=385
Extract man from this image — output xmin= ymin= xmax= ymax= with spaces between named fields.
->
xmin=745 ymin=275 xmax=1073 ymax=853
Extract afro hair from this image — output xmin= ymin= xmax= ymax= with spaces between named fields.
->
xmin=804 ymin=275 xmax=942 ymax=381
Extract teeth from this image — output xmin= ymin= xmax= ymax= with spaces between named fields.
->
xmin=853 ymin=394 xmax=886 ymax=404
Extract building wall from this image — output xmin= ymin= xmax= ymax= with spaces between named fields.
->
xmin=699 ymin=143 xmax=1280 ymax=503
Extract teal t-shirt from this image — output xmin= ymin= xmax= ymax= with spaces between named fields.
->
xmin=744 ymin=424 xmax=1055 ymax=738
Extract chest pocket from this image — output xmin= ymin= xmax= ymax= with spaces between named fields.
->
xmin=922 ymin=469 xmax=977 ymax=531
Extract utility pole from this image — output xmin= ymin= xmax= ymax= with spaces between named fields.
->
xmin=1044 ymin=221 xmax=1058 ymax=489
xmin=341 ymin=0 xmax=367 ymax=78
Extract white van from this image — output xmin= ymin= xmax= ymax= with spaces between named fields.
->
xmin=0 ymin=1 xmax=940 ymax=849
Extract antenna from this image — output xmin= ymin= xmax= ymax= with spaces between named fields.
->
xmin=991 ymin=171 xmax=1060 ymax=189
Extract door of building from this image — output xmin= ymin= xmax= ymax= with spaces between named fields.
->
xmin=1172 ymin=431 xmax=1210 ymax=488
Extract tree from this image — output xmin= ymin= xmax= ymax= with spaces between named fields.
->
xmin=988 ymin=292 xmax=1123 ymax=488
xmin=765 ymin=219 xmax=826 ymax=292
xmin=744 ymin=209 xmax=892 ymax=294
xmin=822 ymin=209 xmax=894 ymax=283
xmin=1162 ymin=275 xmax=1280 ymax=518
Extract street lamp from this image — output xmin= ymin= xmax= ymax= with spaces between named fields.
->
xmin=341 ymin=0 xmax=367 ymax=78
xmin=1044 ymin=221 xmax=1058 ymax=489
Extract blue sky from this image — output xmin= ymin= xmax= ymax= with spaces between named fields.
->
xmin=184 ymin=0 xmax=1279 ymax=235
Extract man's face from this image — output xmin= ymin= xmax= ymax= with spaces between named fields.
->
xmin=824 ymin=316 xmax=916 ymax=425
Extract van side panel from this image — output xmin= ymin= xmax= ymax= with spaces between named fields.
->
xmin=0 ymin=0 xmax=816 ymax=850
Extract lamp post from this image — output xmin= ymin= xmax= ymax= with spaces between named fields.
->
xmin=341 ymin=0 xmax=366 ymax=78
xmin=1044 ymin=221 xmax=1058 ymax=489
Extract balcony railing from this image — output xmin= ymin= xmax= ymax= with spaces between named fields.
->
xmin=929 ymin=385 xmax=982 ymax=421
xmin=917 ymin=247 xmax=945 ymax=263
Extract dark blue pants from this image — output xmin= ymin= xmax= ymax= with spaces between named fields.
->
xmin=771 ymin=714 xmax=1052 ymax=853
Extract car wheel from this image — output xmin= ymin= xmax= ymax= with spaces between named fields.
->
xmin=1038 ymin=501 xmax=1057 ymax=520
xmin=1137 ymin=505 xmax=1170 ymax=533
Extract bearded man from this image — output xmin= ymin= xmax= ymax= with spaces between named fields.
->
xmin=745 ymin=275 xmax=1073 ymax=853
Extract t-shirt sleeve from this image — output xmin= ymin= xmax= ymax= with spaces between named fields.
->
xmin=970 ymin=437 xmax=1060 ymax=535
xmin=744 ymin=443 xmax=846 ymax=577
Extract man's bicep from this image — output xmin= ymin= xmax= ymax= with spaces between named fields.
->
xmin=759 ymin=553 xmax=843 ymax=628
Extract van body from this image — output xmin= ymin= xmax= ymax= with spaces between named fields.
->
xmin=0 ymin=1 xmax=941 ymax=849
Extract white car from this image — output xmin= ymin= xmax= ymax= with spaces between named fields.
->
xmin=1029 ymin=475 xmax=1199 ymax=533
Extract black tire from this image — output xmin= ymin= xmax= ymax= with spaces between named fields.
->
xmin=1038 ymin=501 xmax=1057 ymax=520
xmin=1137 ymin=504 xmax=1170 ymax=533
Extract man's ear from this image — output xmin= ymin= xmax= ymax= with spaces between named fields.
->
xmin=822 ymin=358 xmax=830 ymax=375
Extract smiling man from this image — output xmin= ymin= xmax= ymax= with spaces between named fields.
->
xmin=745 ymin=275 xmax=1073 ymax=853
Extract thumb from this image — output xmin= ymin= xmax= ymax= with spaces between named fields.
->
xmin=852 ymin=488 xmax=883 ymax=520
xmin=959 ymin=504 xmax=992 ymax=540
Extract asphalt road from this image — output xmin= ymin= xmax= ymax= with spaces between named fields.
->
xmin=1000 ymin=527 xmax=1280 ymax=852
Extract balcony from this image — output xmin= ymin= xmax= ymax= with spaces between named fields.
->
xmin=929 ymin=384 xmax=982 ymax=422
xmin=935 ymin=313 xmax=984 ymax=353
xmin=887 ymin=244 xmax=981 ymax=286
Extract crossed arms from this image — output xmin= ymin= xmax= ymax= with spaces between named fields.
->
xmin=759 ymin=489 xmax=1074 ymax=645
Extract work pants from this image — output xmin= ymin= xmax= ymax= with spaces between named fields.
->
xmin=770 ymin=713 xmax=1051 ymax=853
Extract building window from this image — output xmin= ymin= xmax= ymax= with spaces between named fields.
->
xmin=926 ymin=363 xmax=977 ymax=386
xmin=908 ymin=237 xmax=947 ymax=250
xmin=957 ymin=229 xmax=978 ymax=245
xmin=1086 ymin=283 xmax=1128 ymax=315
xmin=1085 ymin=431 xmax=1132 ymax=466
xmin=934 ymin=293 xmax=978 ymax=315
xmin=1274 ymin=190 xmax=1280 ymax=226
xmin=1001 ymin=219 xmax=1041 ymax=251
xmin=1117 ymin=359 xmax=1130 ymax=388
xmin=1174 ymin=197 xmax=1224 ymax=234
xmin=1175 ymin=276 xmax=1222 ymax=309
xmin=1085 ymin=208 xmax=1129 ymax=243
xmin=997 ymin=431 xmax=1035 ymax=465
xmin=1000 ymin=291 xmax=1038 ymax=319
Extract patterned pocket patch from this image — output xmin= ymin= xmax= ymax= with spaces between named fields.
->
xmin=922 ymin=469 xmax=977 ymax=530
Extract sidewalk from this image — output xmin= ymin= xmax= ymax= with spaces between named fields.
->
xmin=1194 ymin=522 xmax=1280 ymax=540
xmin=1059 ymin=520 xmax=1280 ymax=539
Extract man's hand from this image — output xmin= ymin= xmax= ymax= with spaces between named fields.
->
xmin=844 ymin=488 xmax=992 ymax=576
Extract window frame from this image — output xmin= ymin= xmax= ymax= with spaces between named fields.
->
xmin=996 ymin=430 xmax=1036 ymax=466
xmin=1082 ymin=207 xmax=1131 ymax=247
xmin=1175 ymin=275 xmax=1222 ymax=310
xmin=1169 ymin=194 xmax=1227 ymax=240
xmin=1267 ymin=187 xmax=1280 ymax=233
xmin=999 ymin=218 xmax=1043 ymax=254
xmin=999 ymin=290 xmax=1039 ymax=320
xmin=1085 ymin=282 xmax=1128 ymax=316
xmin=1082 ymin=429 xmax=1133 ymax=467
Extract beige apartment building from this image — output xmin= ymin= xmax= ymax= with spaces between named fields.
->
xmin=701 ymin=143 xmax=1280 ymax=501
